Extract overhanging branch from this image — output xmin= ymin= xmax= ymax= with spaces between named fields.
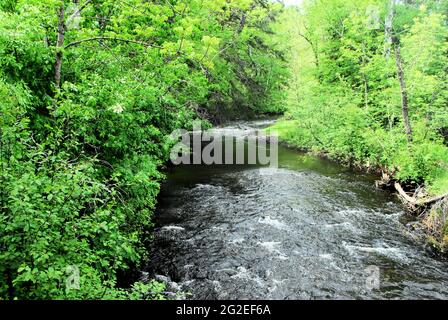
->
xmin=64 ymin=37 xmax=162 ymax=49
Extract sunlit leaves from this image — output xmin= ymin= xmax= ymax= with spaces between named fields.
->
xmin=283 ymin=0 xmax=448 ymax=194
xmin=0 ymin=0 xmax=288 ymax=299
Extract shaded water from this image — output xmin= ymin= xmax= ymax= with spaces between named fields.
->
xmin=146 ymin=120 xmax=448 ymax=300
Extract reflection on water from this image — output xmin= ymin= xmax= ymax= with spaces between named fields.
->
xmin=146 ymin=120 xmax=448 ymax=300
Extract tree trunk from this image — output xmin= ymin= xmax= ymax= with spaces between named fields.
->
xmin=55 ymin=4 xmax=66 ymax=91
xmin=238 ymin=13 xmax=246 ymax=34
xmin=361 ymin=42 xmax=368 ymax=108
xmin=393 ymin=37 xmax=413 ymax=143
xmin=384 ymin=0 xmax=395 ymax=59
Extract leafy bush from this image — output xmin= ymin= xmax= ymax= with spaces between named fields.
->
xmin=0 ymin=0 xmax=288 ymax=299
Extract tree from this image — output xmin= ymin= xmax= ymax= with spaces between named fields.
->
xmin=0 ymin=0 xmax=289 ymax=299
xmin=392 ymin=35 xmax=413 ymax=143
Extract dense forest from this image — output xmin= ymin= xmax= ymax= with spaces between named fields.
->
xmin=1 ymin=0 xmax=447 ymax=300
xmin=272 ymin=0 xmax=448 ymax=252
xmin=0 ymin=0 xmax=288 ymax=299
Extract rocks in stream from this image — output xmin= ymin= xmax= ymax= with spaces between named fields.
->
xmin=140 ymin=272 xmax=188 ymax=300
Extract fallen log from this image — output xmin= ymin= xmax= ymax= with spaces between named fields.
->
xmin=416 ymin=193 xmax=448 ymax=206
xmin=394 ymin=182 xmax=416 ymax=204
xmin=394 ymin=182 xmax=448 ymax=207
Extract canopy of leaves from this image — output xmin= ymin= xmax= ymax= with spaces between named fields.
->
xmin=0 ymin=0 xmax=288 ymax=299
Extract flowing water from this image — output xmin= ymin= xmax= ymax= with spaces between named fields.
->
xmin=146 ymin=120 xmax=448 ymax=300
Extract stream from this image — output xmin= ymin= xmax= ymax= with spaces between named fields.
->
xmin=146 ymin=120 xmax=448 ymax=300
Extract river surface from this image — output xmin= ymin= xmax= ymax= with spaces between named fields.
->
xmin=146 ymin=120 xmax=448 ymax=300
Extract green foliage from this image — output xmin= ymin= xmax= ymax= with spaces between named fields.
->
xmin=0 ymin=0 xmax=288 ymax=299
xmin=279 ymin=0 xmax=448 ymax=195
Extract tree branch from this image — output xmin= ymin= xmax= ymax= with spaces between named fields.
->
xmin=64 ymin=37 xmax=162 ymax=49
xmin=394 ymin=182 xmax=416 ymax=204
xmin=297 ymin=32 xmax=319 ymax=67
xmin=67 ymin=0 xmax=93 ymax=24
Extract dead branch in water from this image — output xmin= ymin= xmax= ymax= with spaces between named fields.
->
xmin=394 ymin=182 xmax=448 ymax=208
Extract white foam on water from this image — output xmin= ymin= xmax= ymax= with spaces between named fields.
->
xmin=258 ymin=241 xmax=282 ymax=252
xmin=229 ymin=237 xmax=245 ymax=245
xmin=194 ymin=183 xmax=210 ymax=189
xmin=324 ymin=222 xmax=355 ymax=230
xmin=258 ymin=241 xmax=289 ymax=260
xmin=212 ymin=280 xmax=222 ymax=292
xmin=161 ymin=225 xmax=185 ymax=232
xmin=338 ymin=209 xmax=403 ymax=223
xmin=215 ymin=268 xmax=237 ymax=274
xmin=258 ymin=216 xmax=289 ymax=230
xmin=319 ymin=253 xmax=333 ymax=260
xmin=194 ymin=184 xmax=225 ymax=192
xmin=181 ymin=280 xmax=195 ymax=286
xmin=257 ymin=167 xmax=281 ymax=176
xmin=343 ymin=242 xmax=408 ymax=262
xmin=337 ymin=209 xmax=366 ymax=217
xmin=230 ymin=267 xmax=265 ymax=287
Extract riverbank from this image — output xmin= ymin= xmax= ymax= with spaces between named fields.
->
xmin=266 ymin=119 xmax=448 ymax=255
